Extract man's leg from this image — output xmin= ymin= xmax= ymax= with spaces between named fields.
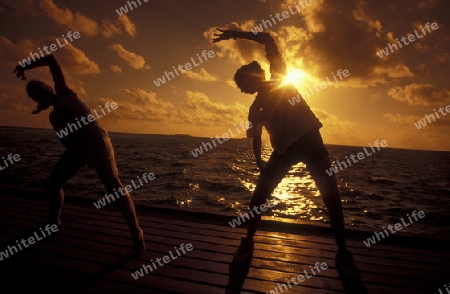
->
xmin=95 ymin=158 xmax=145 ymax=254
xmin=246 ymin=152 xmax=295 ymax=239
xmin=233 ymin=152 xmax=295 ymax=263
xmin=307 ymin=156 xmax=363 ymax=280
xmin=307 ymin=156 xmax=347 ymax=251
xmin=48 ymin=149 xmax=84 ymax=224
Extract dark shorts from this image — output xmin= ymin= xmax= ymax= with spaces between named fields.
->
xmin=271 ymin=129 xmax=329 ymax=165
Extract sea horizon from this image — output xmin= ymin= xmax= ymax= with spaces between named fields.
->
xmin=1 ymin=125 xmax=448 ymax=153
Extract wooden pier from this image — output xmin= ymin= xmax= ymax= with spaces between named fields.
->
xmin=0 ymin=187 xmax=448 ymax=293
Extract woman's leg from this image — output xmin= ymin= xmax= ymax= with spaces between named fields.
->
xmin=48 ymin=149 xmax=85 ymax=224
xmin=95 ymin=158 xmax=145 ymax=254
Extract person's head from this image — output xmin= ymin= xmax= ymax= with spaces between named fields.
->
xmin=26 ymin=80 xmax=55 ymax=114
xmin=234 ymin=61 xmax=266 ymax=94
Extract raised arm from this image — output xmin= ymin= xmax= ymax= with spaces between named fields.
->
xmin=213 ymin=29 xmax=287 ymax=80
xmin=14 ymin=54 xmax=67 ymax=94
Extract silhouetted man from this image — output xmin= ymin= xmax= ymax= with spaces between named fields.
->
xmin=213 ymin=29 xmax=360 ymax=278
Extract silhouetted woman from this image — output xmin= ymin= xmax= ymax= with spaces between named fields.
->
xmin=14 ymin=54 xmax=145 ymax=254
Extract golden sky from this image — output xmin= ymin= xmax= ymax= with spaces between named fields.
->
xmin=0 ymin=0 xmax=449 ymax=151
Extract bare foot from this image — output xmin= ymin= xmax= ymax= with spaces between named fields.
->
xmin=132 ymin=228 xmax=145 ymax=255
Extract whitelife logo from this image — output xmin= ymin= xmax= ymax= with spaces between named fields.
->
xmin=153 ymin=50 xmax=216 ymax=87
xmin=191 ymin=121 xmax=252 ymax=158
xmin=131 ymin=243 xmax=193 ymax=280
xmin=376 ymin=22 xmax=439 ymax=58
xmin=55 ymin=101 xmax=118 ymax=139
xmin=228 ymin=199 xmax=275 ymax=228
xmin=0 ymin=224 xmax=58 ymax=261
xmin=0 ymin=153 xmax=21 ymax=171
xmin=115 ymin=0 xmax=149 ymax=16
xmin=250 ymin=0 xmax=313 ymax=35
xmin=266 ymin=262 xmax=328 ymax=294
xmin=18 ymin=31 xmax=81 ymax=68
xmin=414 ymin=104 xmax=450 ymax=129
xmin=93 ymin=172 xmax=155 ymax=209
xmin=363 ymin=210 xmax=425 ymax=247
xmin=288 ymin=69 xmax=350 ymax=106
xmin=325 ymin=140 xmax=388 ymax=176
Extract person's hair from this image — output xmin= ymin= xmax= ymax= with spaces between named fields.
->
xmin=26 ymin=80 xmax=53 ymax=101
xmin=234 ymin=61 xmax=265 ymax=90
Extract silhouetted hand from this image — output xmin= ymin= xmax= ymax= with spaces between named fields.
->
xmin=213 ymin=29 xmax=236 ymax=43
xmin=14 ymin=65 xmax=27 ymax=81
xmin=256 ymin=159 xmax=266 ymax=171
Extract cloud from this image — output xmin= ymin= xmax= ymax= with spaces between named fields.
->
xmin=383 ymin=112 xmax=450 ymax=128
xmin=119 ymin=88 xmax=173 ymax=109
xmin=101 ymin=20 xmax=122 ymax=38
xmin=110 ymin=65 xmax=122 ymax=73
xmin=113 ymin=88 xmax=178 ymax=122
xmin=118 ymin=15 xmax=137 ymax=37
xmin=383 ymin=113 xmax=421 ymax=124
xmin=6 ymin=0 xmax=136 ymax=39
xmin=108 ymin=88 xmax=197 ymax=126
xmin=226 ymin=79 xmax=238 ymax=89
xmin=372 ymin=63 xmax=414 ymax=78
xmin=0 ymin=0 xmax=39 ymax=17
xmin=0 ymin=36 xmax=38 ymax=68
xmin=39 ymin=0 xmax=99 ymax=36
xmin=184 ymin=68 xmax=218 ymax=81
xmin=100 ymin=15 xmax=137 ymax=38
xmin=183 ymin=91 xmax=248 ymax=126
xmin=0 ymin=36 xmax=99 ymax=76
xmin=206 ymin=21 xmax=273 ymax=65
xmin=388 ymin=83 xmax=450 ymax=106
xmin=206 ymin=0 xmax=448 ymax=89
xmin=109 ymin=44 xmax=150 ymax=70
xmin=93 ymin=89 xmax=248 ymax=128
xmin=0 ymin=83 xmax=34 ymax=111
xmin=308 ymin=107 xmax=374 ymax=146
xmin=60 ymin=43 xmax=101 ymax=75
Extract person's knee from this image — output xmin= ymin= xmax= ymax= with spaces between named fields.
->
xmin=102 ymin=176 xmax=122 ymax=193
xmin=250 ymin=188 xmax=271 ymax=208
xmin=47 ymin=178 xmax=64 ymax=193
xmin=322 ymin=192 xmax=341 ymax=209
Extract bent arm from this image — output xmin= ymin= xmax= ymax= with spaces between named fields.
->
xmin=20 ymin=54 xmax=67 ymax=94
xmin=233 ymin=32 xmax=287 ymax=80
xmin=252 ymin=136 xmax=262 ymax=162
xmin=247 ymin=111 xmax=265 ymax=170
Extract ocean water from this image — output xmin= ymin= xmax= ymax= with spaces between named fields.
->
xmin=0 ymin=126 xmax=449 ymax=238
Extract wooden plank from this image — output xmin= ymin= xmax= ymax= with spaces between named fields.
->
xmin=3 ymin=195 xmax=448 ymax=267
xmin=0 ymin=192 xmax=448 ymax=293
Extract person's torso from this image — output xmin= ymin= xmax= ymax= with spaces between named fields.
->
xmin=252 ymin=84 xmax=323 ymax=153
xmin=49 ymin=88 xmax=109 ymax=149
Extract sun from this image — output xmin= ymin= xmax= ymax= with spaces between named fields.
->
xmin=282 ymin=69 xmax=307 ymax=86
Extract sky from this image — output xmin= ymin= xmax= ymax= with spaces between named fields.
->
xmin=0 ymin=0 xmax=449 ymax=151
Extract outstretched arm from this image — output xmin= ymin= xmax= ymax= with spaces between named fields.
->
xmin=213 ymin=29 xmax=287 ymax=80
xmin=14 ymin=54 xmax=67 ymax=94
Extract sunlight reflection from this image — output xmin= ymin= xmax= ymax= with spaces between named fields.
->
xmin=238 ymin=160 xmax=326 ymax=222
